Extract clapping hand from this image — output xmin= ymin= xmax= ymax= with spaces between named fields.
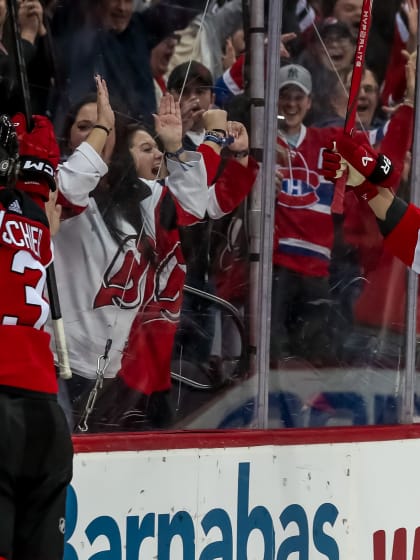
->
xmin=154 ymin=94 xmax=183 ymax=153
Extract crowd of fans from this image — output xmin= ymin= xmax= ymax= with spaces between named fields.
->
xmin=0 ymin=0 xmax=417 ymax=432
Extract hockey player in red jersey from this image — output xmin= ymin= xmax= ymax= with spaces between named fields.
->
xmin=321 ymin=132 xmax=420 ymax=272
xmin=0 ymin=114 xmax=73 ymax=559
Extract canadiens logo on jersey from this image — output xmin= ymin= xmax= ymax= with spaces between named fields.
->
xmin=276 ymin=166 xmax=321 ymax=208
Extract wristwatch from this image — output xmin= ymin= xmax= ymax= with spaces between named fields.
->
xmin=204 ymin=130 xmax=234 ymax=146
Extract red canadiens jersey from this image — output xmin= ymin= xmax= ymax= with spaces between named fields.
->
xmin=275 ymin=126 xmax=341 ymax=277
xmin=0 ymin=188 xmax=57 ymax=394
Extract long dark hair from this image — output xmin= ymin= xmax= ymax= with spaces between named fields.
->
xmin=58 ymin=93 xmax=98 ymax=159
xmin=94 ymin=121 xmax=158 ymax=261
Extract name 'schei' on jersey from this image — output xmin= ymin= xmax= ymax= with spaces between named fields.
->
xmin=0 ymin=210 xmax=43 ymax=258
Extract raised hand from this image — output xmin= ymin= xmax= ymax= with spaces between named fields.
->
xmin=403 ymin=49 xmax=416 ymax=104
xmin=402 ymin=0 xmax=418 ymax=53
xmin=95 ymin=74 xmax=115 ymax=133
xmin=180 ymin=96 xmax=206 ymax=135
xmin=154 ymin=93 xmax=183 ymax=152
xmin=202 ymin=109 xmax=228 ymax=132
xmin=222 ymin=37 xmax=236 ymax=70
xmin=227 ymin=121 xmax=249 ymax=152
xmin=280 ymin=32 xmax=297 ymax=59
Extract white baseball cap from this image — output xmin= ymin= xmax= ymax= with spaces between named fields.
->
xmin=279 ymin=64 xmax=312 ymax=95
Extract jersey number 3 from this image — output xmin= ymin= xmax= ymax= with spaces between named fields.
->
xmin=1 ymin=250 xmax=49 ymax=329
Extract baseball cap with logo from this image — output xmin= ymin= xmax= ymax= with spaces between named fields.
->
xmin=279 ymin=64 xmax=312 ymax=95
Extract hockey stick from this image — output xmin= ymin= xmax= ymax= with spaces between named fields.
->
xmin=331 ymin=0 xmax=373 ymax=213
xmin=7 ymin=0 xmax=72 ymax=379
xmin=344 ymin=0 xmax=374 ymax=135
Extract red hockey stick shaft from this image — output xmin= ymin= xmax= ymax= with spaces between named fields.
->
xmin=331 ymin=0 xmax=374 ymax=214
xmin=344 ymin=0 xmax=374 ymax=135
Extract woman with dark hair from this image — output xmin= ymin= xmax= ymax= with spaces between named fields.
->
xmin=57 ymin=92 xmax=118 ymax=164
xmin=51 ymin=77 xmax=209 ymax=430
xmin=87 ymin=109 xmax=259 ymax=431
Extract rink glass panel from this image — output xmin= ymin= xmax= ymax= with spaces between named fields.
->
xmin=45 ymin=0 xmax=416 ymax=433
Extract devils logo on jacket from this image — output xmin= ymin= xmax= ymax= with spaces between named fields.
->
xmin=93 ymin=231 xmax=186 ymax=324
xmin=93 ymin=236 xmax=152 ymax=310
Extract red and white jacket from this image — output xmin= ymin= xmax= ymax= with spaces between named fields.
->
xmin=53 ymin=141 xmax=258 ymax=394
xmin=52 ymin=143 xmax=207 ymax=389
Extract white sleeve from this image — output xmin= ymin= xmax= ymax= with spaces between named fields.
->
xmin=165 ymin=151 xmax=208 ymax=219
xmin=206 ymin=184 xmax=227 ymax=219
xmin=58 ymin=142 xmax=108 ymax=207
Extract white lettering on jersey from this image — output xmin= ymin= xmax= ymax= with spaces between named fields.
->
xmin=2 ymin=220 xmax=43 ymax=257
xmin=288 ymin=180 xmax=303 ymax=196
xmin=1 ymin=249 xmax=49 ymax=329
xmin=362 ymin=156 xmax=374 ymax=167
xmin=381 ymin=155 xmax=392 ymax=175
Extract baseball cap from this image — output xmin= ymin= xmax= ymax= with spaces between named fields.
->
xmin=319 ymin=17 xmax=354 ymax=41
xmin=279 ymin=64 xmax=312 ymax=95
xmin=167 ymin=61 xmax=214 ymax=93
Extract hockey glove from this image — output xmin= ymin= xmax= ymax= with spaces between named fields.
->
xmin=333 ymin=131 xmax=398 ymax=188
xmin=322 ymin=146 xmax=379 ymax=202
xmin=11 ymin=113 xmax=60 ymax=202
xmin=0 ymin=114 xmax=19 ymax=187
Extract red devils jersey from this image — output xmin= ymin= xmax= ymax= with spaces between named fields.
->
xmin=0 ymin=188 xmax=57 ymax=394
xmin=118 ymin=194 xmax=187 ymax=394
xmin=53 ymin=143 xmax=207 ymax=393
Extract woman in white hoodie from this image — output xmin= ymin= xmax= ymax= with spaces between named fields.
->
xmin=52 ymin=77 xmax=208 ymax=429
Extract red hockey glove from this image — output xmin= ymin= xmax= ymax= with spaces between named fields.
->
xmin=321 ymin=147 xmax=378 ymax=202
xmin=322 ymin=148 xmax=346 ymax=182
xmin=334 ymin=132 xmax=398 ymax=188
xmin=11 ymin=113 xmax=60 ymax=201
